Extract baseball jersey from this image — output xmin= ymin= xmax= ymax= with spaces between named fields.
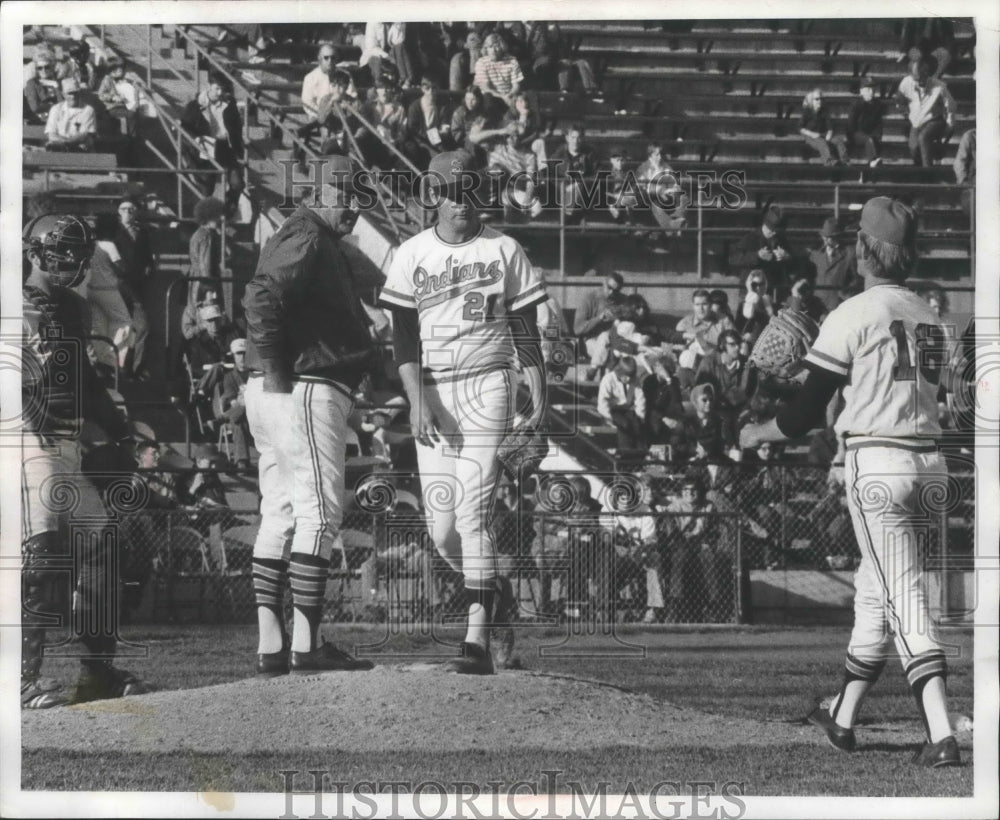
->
xmin=804 ymin=283 xmax=944 ymax=445
xmin=379 ymin=225 xmax=546 ymax=379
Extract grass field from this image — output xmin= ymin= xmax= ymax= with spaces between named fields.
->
xmin=22 ymin=623 xmax=975 ymax=796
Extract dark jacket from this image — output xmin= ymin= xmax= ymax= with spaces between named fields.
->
xmin=243 ymin=205 xmax=376 ymax=388
xmin=113 ymin=223 xmax=155 ymax=298
xmin=847 ymin=98 xmax=885 ymax=136
xmin=799 ymin=105 xmax=831 ymax=135
xmin=808 ymin=242 xmax=860 ymax=308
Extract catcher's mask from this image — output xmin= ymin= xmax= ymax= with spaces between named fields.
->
xmin=23 ymin=214 xmax=94 ymax=289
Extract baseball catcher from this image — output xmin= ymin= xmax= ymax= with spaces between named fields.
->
xmin=21 ymin=214 xmax=149 ymax=708
xmin=748 ymin=307 xmax=821 ymax=390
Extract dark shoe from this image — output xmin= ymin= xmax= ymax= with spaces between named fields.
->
xmin=491 ymin=577 xmax=518 ymax=670
xmin=807 ymin=705 xmax=857 ymax=752
xmin=21 ymin=676 xmax=66 ymax=709
xmin=256 ymin=648 xmax=289 ymax=678
xmin=69 ymin=664 xmax=148 ymax=704
xmin=290 ymin=639 xmax=374 ymax=674
xmin=912 ymin=735 xmax=961 ymax=768
xmin=443 ymin=641 xmax=495 ymax=675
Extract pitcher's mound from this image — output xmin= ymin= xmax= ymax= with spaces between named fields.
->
xmin=23 ymin=665 xmax=810 ymax=754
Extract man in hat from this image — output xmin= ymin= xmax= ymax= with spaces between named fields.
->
xmin=809 ymin=215 xmax=861 ymax=310
xmin=847 ymin=77 xmax=885 ymax=168
xmin=44 ymin=77 xmax=97 ymax=151
xmin=729 ymin=204 xmax=798 ymax=299
xmin=243 ymin=154 xmax=376 ymax=676
xmin=740 ymin=196 xmax=961 ymax=767
xmin=379 ymin=150 xmax=548 ymax=674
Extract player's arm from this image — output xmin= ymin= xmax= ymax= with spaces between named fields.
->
xmin=243 ymin=230 xmax=317 ymax=393
xmin=388 ymin=306 xmax=442 ymax=446
xmin=509 ymin=305 xmax=546 ymax=430
xmin=739 ymin=363 xmax=846 ymax=449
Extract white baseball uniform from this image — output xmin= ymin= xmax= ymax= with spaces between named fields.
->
xmin=806 ymin=283 xmax=948 ymax=679
xmin=380 ymin=224 xmax=546 ymax=590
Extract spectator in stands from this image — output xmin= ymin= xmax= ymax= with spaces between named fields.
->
xmin=729 ymin=205 xmax=798 ymax=299
xmin=900 ymin=18 xmax=956 ymax=80
xmin=85 ymin=213 xmax=134 ymax=377
xmin=97 ymin=57 xmax=142 ymax=136
xmin=24 ymin=51 xmax=61 ymax=124
xmin=185 ymin=302 xmax=237 ymax=376
xmin=635 ymin=143 xmax=689 ymax=251
xmin=609 ymin=294 xmax=676 ymax=390
xmin=114 ymin=197 xmax=154 ymax=380
xmin=449 ymin=31 xmax=483 ymax=93
xmin=402 ymin=78 xmax=453 ymax=168
xmin=672 ymin=288 xmax=736 ymax=388
xmin=297 ymin=44 xmax=345 ymax=166
xmin=604 ymin=475 xmax=664 ymax=623
xmin=808 ymin=216 xmax=860 ymax=310
xmin=695 ymin=329 xmax=752 ymax=445
xmin=597 ymin=357 xmax=647 ymax=454
xmin=574 ymin=272 xmax=626 ymax=380
xmin=662 ymin=475 xmax=718 ymax=622
xmin=954 ymin=128 xmax=975 ymax=218
xmin=132 ymin=440 xmax=182 ymax=511
xmin=359 ymin=23 xmax=392 ymax=88
xmin=449 ymin=85 xmax=507 ymax=166
xmin=44 ymin=77 xmax=96 ymax=152
xmin=505 ymin=92 xmax=549 ymax=168
xmin=563 ymin=475 xmax=608 ymax=620
xmin=184 ymin=444 xmax=228 ymax=508
xmin=895 ymin=56 xmax=956 ymax=167
xmin=64 ymin=41 xmax=96 ymax=91
xmin=363 ymin=76 xmax=406 ymax=157
xmin=785 ymin=275 xmax=828 ymax=324
xmin=847 ymin=77 xmax=885 ymax=168
xmin=526 ymin=21 xmax=600 ymax=96
xmin=734 ymin=270 xmax=775 ymax=348
xmin=648 ymin=370 xmax=685 ymax=446
xmin=488 ymin=127 xmax=543 ymax=221
xmin=799 ymin=88 xmax=848 ymax=166
xmin=187 ymin=197 xmax=226 ymax=312
xmin=606 ymin=146 xmax=637 ymax=226
xmin=474 ymin=33 xmax=525 ymax=117
xmin=709 ymin=289 xmax=737 ymax=326
xmin=739 ymin=439 xmax=787 ymax=569
xmin=672 ymin=383 xmax=729 ymax=463
xmin=180 ymin=71 xmax=246 ymax=217
xmin=215 ymin=338 xmax=253 ymax=471
xmin=548 ymin=122 xmax=598 ymax=226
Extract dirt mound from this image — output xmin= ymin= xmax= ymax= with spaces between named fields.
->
xmin=22 ymin=665 xmax=821 ymax=754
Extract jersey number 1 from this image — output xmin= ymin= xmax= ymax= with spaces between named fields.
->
xmin=889 ymin=320 xmax=944 ymax=385
xmin=462 ymin=291 xmax=499 ymax=322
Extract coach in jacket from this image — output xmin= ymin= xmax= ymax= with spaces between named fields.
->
xmin=242 ymin=155 xmax=376 ymax=676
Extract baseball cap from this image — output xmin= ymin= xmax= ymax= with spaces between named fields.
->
xmin=61 ymin=77 xmax=81 ymax=94
xmin=230 ymin=338 xmax=247 ymax=354
xmin=860 ymin=196 xmax=916 ymax=246
xmin=423 ymin=150 xmax=479 ymax=203
xmin=199 ymin=303 xmax=223 ymax=322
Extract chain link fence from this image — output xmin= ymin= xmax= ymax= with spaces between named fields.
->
xmin=115 ymin=464 xmax=975 ymax=627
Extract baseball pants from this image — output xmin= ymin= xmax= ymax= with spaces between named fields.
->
xmin=416 ymin=369 xmax=516 ymax=591
xmin=844 ymin=446 xmax=947 ymax=665
xmin=246 ymin=376 xmax=353 ymax=562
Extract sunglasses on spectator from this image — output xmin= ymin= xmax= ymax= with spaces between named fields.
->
xmin=320 ymin=54 xmax=335 ymax=61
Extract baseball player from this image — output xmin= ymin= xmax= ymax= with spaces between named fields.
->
xmin=740 ymin=197 xmax=959 ymax=767
xmin=379 ymin=150 xmax=547 ymax=674
xmin=21 ymin=214 xmax=148 ymax=708
xmin=243 ymin=155 xmax=376 ymax=676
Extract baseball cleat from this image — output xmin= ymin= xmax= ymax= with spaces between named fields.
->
xmin=290 ymin=639 xmax=374 ymax=674
xmin=68 ymin=664 xmax=148 ymax=704
xmin=491 ymin=576 xmax=518 ymax=670
xmin=21 ymin=676 xmax=66 ymax=709
xmin=911 ymin=735 xmax=961 ymax=768
xmin=807 ymin=706 xmax=857 ymax=752
xmin=256 ymin=648 xmax=290 ymax=678
xmin=444 ymin=641 xmax=495 ymax=675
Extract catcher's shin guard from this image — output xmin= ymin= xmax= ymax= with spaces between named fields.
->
xmin=22 ymin=531 xmax=71 ymax=679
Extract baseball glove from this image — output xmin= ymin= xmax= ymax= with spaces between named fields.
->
xmin=749 ymin=308 xmax=821 ymax=387
xmin=496 ymin=429 xmax=549 ymax=482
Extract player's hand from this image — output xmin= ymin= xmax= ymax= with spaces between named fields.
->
xmin=262 ymin=371 xmax=293 ymax=394
xmin=410 ymin=398 xmax=442 ymax=447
